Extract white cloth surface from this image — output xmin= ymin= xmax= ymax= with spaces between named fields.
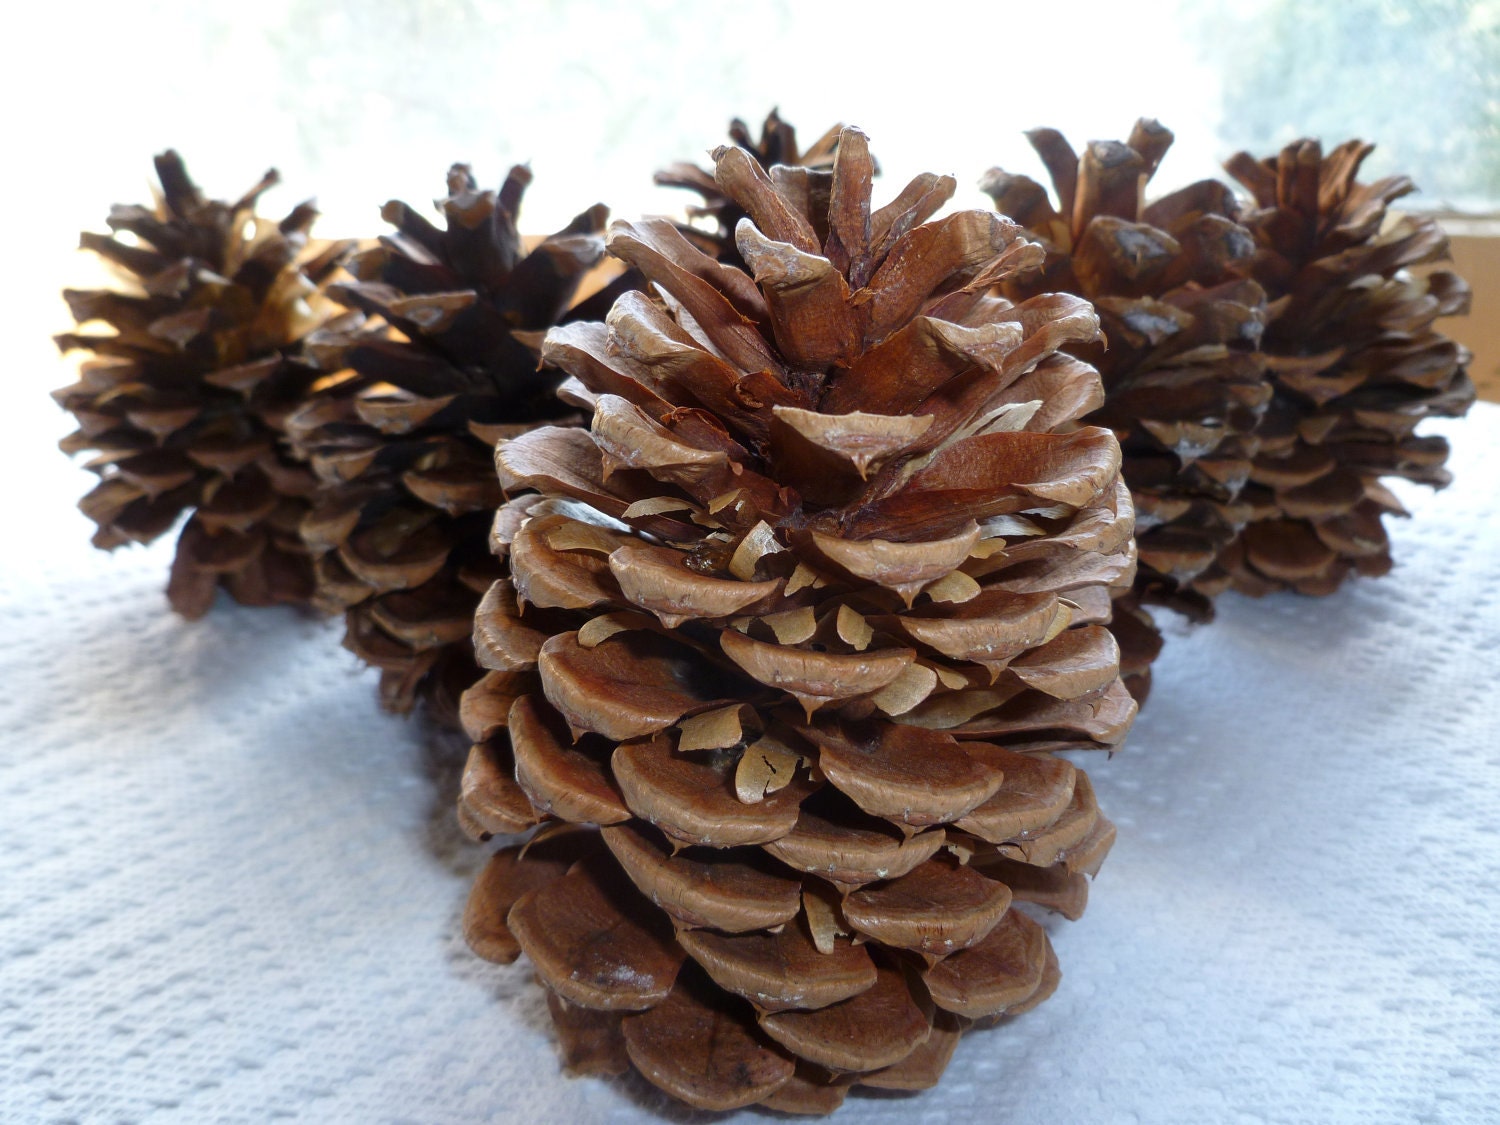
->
xmin=2 ymin=405 xmax=1498 ymax=1125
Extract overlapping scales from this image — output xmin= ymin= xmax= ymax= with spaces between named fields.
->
xmin=655 ymin=108 xmax=851 ymax=267
xmin=1208 ymin=138 xmax=1474 ymax=596
xmin=54 ymin=151 xmax=350 ymax=617
xmin=982 ymin=119 xmax=1272 ymax=698
xmin=285 ymin=164 xmax=629 ymax=719
xmin=457 ymin=130 xmax=1136 ymax=1112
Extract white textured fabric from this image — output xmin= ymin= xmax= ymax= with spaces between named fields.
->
xmin=2 ymin=405 xmax=1497 ymax=1125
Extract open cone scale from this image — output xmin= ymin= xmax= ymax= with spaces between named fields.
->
xmin=655 ymin=108 xmax=851 ymax=267
xmin=458 ymin=129 xmax=1135 ymax=1112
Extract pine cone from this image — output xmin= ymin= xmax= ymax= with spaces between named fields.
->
xmin=54 ymin=151 xmax=350 ymax=618
xmin=982 ymin=120 xmax=1272 ymax=701
xmin=1208 ymin=139 xmax=1474 ymax=596
xmin=460 ymin=130 xmax=1136 ymax=1112
xmin=655 ymin=109 xmax=849 ymax=266
xmin=286 ymin=164 xmax=629 ymax=722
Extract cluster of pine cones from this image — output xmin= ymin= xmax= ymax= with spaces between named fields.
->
xmin=54 ymin=113 xmax=1473 ymax=1113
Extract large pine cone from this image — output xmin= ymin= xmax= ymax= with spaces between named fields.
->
xmin=459 ymin=130 xmax=1136 ymax=1113
xmin=982 ymin=120 xmax=1272 ymax=700
xmin=286 ymin=164 xmax=629 ymax=721
xmin=54 ymin=151 xmax=350 ymax=618
xmin=1207 ymin=138 xmax=1474 ymax=596
xmin=655 ymin=108 xmax=849 ymax=266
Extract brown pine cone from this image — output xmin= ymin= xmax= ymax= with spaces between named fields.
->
xmin=459 ymin=129 xmax=1135 ymax=1112
xmin=982 ymin=120 xmax=1272 ymax=701
xmin=1207 ymin=138 xmax=1474 ymax=596
xmin=286 ymin=164 xmax=632 ymax=722
xmin=54 ymin=151 xmax=350 ymax=618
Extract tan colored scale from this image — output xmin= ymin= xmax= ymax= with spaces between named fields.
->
xmin=655 ymin=108 xmax=853 ymax=268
